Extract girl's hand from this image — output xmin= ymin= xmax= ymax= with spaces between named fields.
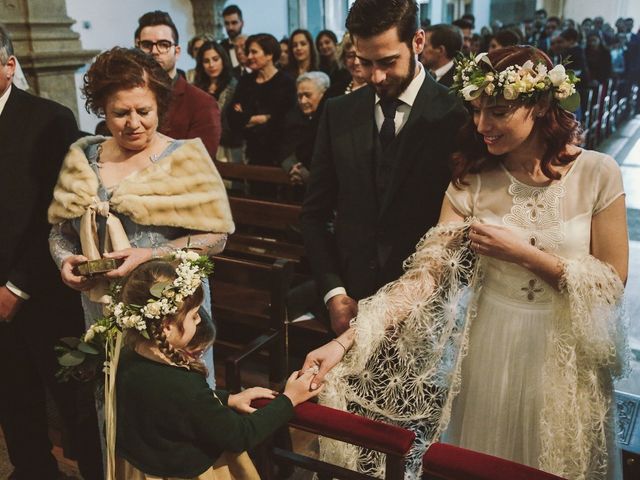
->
xmin=233 ymin=103 xmax=243 ymax=112
xmin=60 ymin=255 xmax=99 ymax=291
xmin=228 ymin=387 xmax=278 ymax=414
xmin=103 ymin=248 xmax=153 ymax=279
xmin=469 ymin=223 xmax=534 ymax=264
xmin=283 ymin=370 xmax=323 ymax=406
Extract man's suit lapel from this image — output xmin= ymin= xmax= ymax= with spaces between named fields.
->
xmin=378 ymin=75 xmax=446 ymax=218
xmin=348 ymin=86 xmax=377 ymax=199
xmin=0 ymin=87 xmax=27 ymax=147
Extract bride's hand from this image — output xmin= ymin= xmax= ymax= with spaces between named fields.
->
xmin=103 ymin=248 xmax=153 ymax=279
xmin=469 ymin=223 xmax=534 ymax=264
xmin=300 ymin=340 xmax=347 ymax=390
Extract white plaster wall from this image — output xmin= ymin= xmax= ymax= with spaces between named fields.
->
xmin=221 ymin=0 xmax=288 ymax=38
xmin=561 ymin=0 xmax=640 ymax=25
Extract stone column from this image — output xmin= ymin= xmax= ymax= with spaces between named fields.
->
xmin=190 ymin=0 xmax=224 ymax=38
xmin=0 ymin=0 xmax=98 ymax=118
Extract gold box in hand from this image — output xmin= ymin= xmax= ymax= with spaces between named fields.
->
xmin=74 ymin=258 xmax=123 ymax=276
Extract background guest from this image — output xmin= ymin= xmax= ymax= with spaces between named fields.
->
xmin=280 ymin=71 xmax=330 ymax=186
xmin=194 ymin=40 xmax=243 ymax=163
xmin=488 ymin=29 xmax=520 ymax=51
xmin=229 ymin=33 xmax=296 ymax=166
xmin=186 ymin=33 xmax=213 ymax=83
xmin=278 ymin=36 xmax=289 ymax=69
xmin=421 ymin=24 xmax=463 ymax=87
xmin=220 ymin=4 xmax=244 ymax=68
xmin=233 ymin=34 xmax=251 ymax=78
xmin=586 ymin=32 xmax=612 ymax=84
xmin=316 ymin=29 xmax=340 ymax=78
xmin=134 ymin=10 xmax=221 ymax=158
xmin=324 ymin=32 xmax=366 ymax=98
xmin=286 ymin=29 xmax=318 ymax=78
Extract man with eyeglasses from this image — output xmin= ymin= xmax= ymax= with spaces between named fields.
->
xmin=135 ymin=10 xmax=221 ymax=158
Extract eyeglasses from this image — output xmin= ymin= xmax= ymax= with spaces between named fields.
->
xmin=137 ymin=40 xmax=175 ymax=54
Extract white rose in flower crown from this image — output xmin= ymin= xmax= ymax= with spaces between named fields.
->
xmin=503 ymin=84 xmax=520 ymax=100
xmin=554 ymin=81 xmax=575 ymax=100
xmin=164 ymin=289 xmax=175 ymax=299
xmin=484 ymin=72 xmax=495 ymax=82
xmin=143 ymin=301 xmax=162 ymax=318
xmin=548 ymin=64 xmax=567 ymax=87
xmin=460 ymin=84 xmax=481 ymax=101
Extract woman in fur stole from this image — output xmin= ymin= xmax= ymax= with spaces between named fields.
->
xmin=301 ymin=46 xmax=629 ymax=480
xmin=48 ymin=47 xmax=235 ymax=387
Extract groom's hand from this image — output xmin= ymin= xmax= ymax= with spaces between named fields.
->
xmin=327 ymin=294 xmax=357 ymax=335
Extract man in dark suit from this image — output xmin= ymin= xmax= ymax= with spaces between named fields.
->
xmin=135 ymin=11 xmax=221 ymax=158
xmin=220 ymin=4 xmax=244 ymax=69
xmin=0 ymin=25 xmax=102 ymax=479
xmin=301 ymin=0 xmax=467 ymax=335
xmin=421 ymin=24 xmax=463 ymax=88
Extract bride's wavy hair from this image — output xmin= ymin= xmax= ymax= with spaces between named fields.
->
xmin=451 ymin=46 xmax=582 ymax=187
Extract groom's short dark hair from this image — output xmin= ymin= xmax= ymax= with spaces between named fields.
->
xmin=346 ymin=0 xmax=419 ymax=49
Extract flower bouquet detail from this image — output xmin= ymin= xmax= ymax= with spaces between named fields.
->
xmin=55 ymin=249 xmax=214 ymax=382
xmin=451 ymin=52 xmax=581 ymax=112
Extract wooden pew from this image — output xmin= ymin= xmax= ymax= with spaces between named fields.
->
xmin=211 ymin=256 xmax=294 ymax=387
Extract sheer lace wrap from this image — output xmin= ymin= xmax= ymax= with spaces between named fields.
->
xmin=319 ymin=222 xmax=628 ymax=480
xmin=319 ymin=220 xmax=480 ymax=478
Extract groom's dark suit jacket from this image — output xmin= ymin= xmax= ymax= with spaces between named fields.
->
xmin=301 ymin=73 xmax=467 ymax=301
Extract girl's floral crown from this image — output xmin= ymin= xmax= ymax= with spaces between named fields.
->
xmin=451 ymin=52 xmax=581 ymax=112
xmin=57 ymin=250 xmax=213 ymax=379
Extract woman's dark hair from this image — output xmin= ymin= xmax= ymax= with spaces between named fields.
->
xmin=120 ymin=259 xmax=212 ymax=376
xmin=288 ymin=29 xmax=319 ymax=74
xmin=316 ymin=29 xmax=338 ymax=53
xmin=83 ymin=47 xmax=173 ymax=124
xmin=193 ymin=40 xmax=233 ymax=99
xmin=451 ymin=46 xmax=581 ymax=187
xmin=493 ymin=29 xmax=520 ymax=48
xmin=346 ymin=0 xmax=419 ymax=50
xmin=246 ymin=33 xmax=281 ymax=64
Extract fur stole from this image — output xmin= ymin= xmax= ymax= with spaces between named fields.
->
xmin=48 ymin=136 xmax=235 ymax=233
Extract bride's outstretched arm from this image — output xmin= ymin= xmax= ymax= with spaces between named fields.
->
xmin=301 ymin=327 xmax=356 ymax=390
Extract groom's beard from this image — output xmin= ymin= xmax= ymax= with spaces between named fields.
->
xmin=373 ymin=54 xmax=416 ymax=100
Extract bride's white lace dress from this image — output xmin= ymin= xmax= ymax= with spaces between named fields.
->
xmin=444 ymin=149 xmax=625 ymax=479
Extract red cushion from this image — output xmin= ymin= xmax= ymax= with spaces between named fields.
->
xmin=252 ymin=398 xmax=415 ymax=456
xmin=422 ymin=443 xmax=566 ymax=480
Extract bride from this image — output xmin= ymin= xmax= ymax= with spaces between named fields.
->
xmin=302 ymin=45 xmax=629 ymax=480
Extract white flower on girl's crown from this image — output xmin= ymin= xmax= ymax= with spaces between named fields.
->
xmin=461 ymin=84 xmax=481 ymax=101
xmin=548 ymin=64 xmax=567 ymax=86
xmin=555 ymin=81 xmax=576 ymax=100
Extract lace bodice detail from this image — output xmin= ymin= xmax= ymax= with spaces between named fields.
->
xmin=445 ymin=150 xmax=624 ymax=306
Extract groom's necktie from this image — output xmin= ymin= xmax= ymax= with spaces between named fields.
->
xmin=379 ymin=97 xmax=402 ymax=150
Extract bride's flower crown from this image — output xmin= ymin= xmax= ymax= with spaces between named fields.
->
xmin=451 ymin=52 xmax=580 ymax=111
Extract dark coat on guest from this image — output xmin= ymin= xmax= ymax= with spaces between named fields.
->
xmin=160 ymin=75 xmax=221 ymax=159
xmin=301 ymin=74 xmax=467 ymax=301
xmin=0 ymin=86 xmax=102 ymax=479
xmin=437 ymin=65 xmax=456 ymax=88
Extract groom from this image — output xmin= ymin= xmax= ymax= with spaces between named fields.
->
xmin=301 ymin=0 xmax=467 ymax=335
